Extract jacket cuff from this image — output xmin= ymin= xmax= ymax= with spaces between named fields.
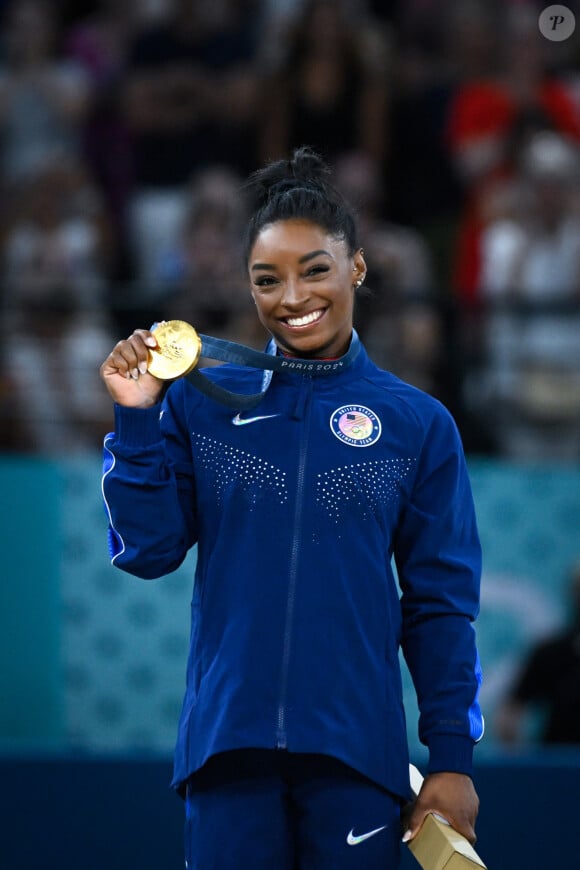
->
xmin=427 ymin=735 xmax=475 ymax=777
xmin=113 ymin=403 xmax=163 ymax=447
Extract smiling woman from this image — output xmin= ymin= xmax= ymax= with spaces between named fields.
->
xmin=99 ymin=146 xmax=484 ymax=869
xmin=244 ymin=147 xmax=366 ymax=360
xmin=249 ymin=220 xmax=365 ymax=358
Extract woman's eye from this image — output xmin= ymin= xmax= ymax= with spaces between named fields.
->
xmin=255 ymin=276 xmax=277 ymax=287
xmin=307 ymin=265 xmax=329 ymax=277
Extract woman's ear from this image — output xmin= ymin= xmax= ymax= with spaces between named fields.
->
xmin=352 ymin=247 xmax=367 ymax=288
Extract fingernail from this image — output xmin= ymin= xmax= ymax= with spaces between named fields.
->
xmin=138 ymin=361 xmax=148 ymax=374
xmin=131 ymin=368 xmax=139 ymax=380
xmin=145 ymin=337 xmax=157 ymax=347
xmin=402 ymin=830 xmax=412 ymax=843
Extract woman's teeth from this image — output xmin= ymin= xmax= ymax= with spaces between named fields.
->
xmin=285 ymin=309 xmax=324 ymax=327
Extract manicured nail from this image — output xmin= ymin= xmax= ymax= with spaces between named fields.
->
xmin=402 ymin=830 xmax=413 ymax=843
xmin=138 ymin=361 xmax=148 ymax=374
xmin=131 ymin=368 xmax=139 ymax=380
xmin=145 ymin=337 xmax=157 ymax=347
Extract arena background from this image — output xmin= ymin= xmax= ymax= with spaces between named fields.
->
xmin=2 ymin=0 xmax=580 ymax=867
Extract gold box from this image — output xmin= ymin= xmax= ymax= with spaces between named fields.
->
xmin=408 ymin=812 xmax=487 ymax=870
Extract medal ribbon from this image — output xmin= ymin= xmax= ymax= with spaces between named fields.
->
xmin=187 ymin=331 xmax=361 ymax=409
xmin=149 ymin=321 xmax=361 ymax=409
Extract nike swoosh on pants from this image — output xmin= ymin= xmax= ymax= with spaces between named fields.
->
xmin=346 ymin=825 xmax=388 ymax=845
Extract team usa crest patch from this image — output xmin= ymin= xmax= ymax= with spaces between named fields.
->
xmin=330 ymin=405 xmax=382 ymax=447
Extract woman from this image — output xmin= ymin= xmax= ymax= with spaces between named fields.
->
xmin=259 ymin=0 xmax=389 ymax=165
xmin=100 ymin=147 xmax=483 ymax=868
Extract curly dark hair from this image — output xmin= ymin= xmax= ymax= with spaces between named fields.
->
xmin=243 ymin=145 xmax=360 ymax=261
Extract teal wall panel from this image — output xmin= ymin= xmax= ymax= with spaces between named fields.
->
xmin=0 ymin=457 xmax=63 ymax=743
xmin=2 ymin=454 xmax=579 ymax=756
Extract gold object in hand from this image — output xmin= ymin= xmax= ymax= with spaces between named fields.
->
xmin=147 ymin=320 xmax=202 ymax=380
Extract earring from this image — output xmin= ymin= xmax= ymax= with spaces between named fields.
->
xmin=355 ymin=278 xmax=364 ymax=288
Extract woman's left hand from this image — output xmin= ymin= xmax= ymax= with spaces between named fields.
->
xmin=401 ymin=771 xmax=479 ymax=845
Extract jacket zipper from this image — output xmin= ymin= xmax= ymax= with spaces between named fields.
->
xmin=276 ymin=377 xmax=313 ymax=748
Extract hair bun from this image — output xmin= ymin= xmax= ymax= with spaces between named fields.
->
xmin=288 ymin=145 xmax=331 ymax=185
xmin=244 ymin=144 xmax=359 ymax=259
xmin=246 ymin=145 xmax=332 ymax=208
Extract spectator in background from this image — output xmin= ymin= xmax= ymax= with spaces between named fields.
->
xmin=473 ymin=130 xmax=580 ymax=459
xmin=495 ymin=560 xmax=580 ymax=746
xmin=2 ymin=158 xmax=113 ymax=307
xmin=65 ymin=0 xmax=138 ymax=279
xmin=333 ymin=149 xmax=449 ymax=404
xmin=384 ymin=0 xmax=466 ymax=236
xmin=0 ymin=0 xmax=90 ymax=182
xmin=259 ymin=0 xmax=390 ymax=166
xmin=445 ymin=3 xmax=580 ymax=306
xmin=122 ymin=0 xmax=262 ymax=287
xmin=160 ymin=165 xmax=265 ymax=347
xmin=1 ymin=158 xmax=115 ymax=453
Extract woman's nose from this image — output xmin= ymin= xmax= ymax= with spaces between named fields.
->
xmin=281 ymin=278 xmax=308 ymax=308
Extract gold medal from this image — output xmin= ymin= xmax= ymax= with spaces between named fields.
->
xmin=148 ymin=320 xmax=202 ymax=380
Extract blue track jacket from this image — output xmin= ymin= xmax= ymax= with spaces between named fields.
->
xmin=102 ymin=335 xmax=483 ymax=800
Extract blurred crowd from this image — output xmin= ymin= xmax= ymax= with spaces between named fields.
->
xmin=0 ymin=0 xmax=579 ymax=457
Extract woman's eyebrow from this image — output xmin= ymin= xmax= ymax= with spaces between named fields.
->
xmin=251 ymin=262 xmax=276 ymax=272
xmin=299 ymin=249 xmax=332 ymax=263
xmin=251 ymin=249 xmax=332 ymax=271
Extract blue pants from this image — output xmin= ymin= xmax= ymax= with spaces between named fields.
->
xmin=184 ymin=750 xmax=402 ymax=868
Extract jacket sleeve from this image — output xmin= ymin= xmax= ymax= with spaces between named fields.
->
xmin=394 ymin=401 xmax=484 ymax=776
xmin=102 ymin=385 xmax=198 ymax=580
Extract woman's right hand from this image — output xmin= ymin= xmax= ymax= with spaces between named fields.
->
xmin=100 ymin=329 xmax=164 ymax=408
